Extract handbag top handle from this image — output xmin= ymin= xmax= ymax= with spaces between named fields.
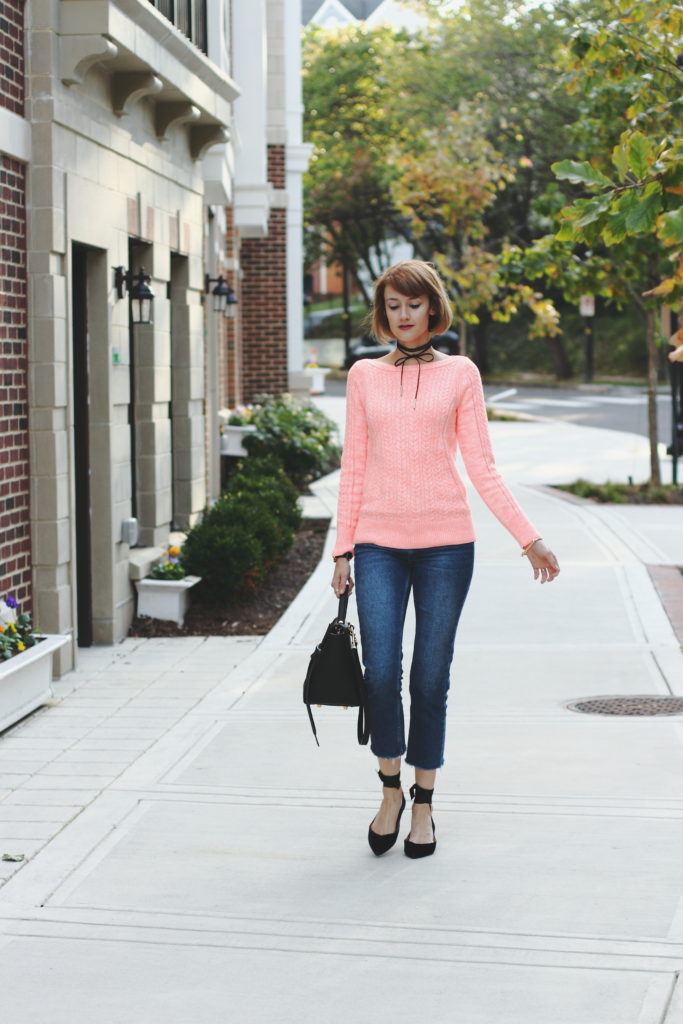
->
xmin=337 ymin=588 xmax=349 ymax=623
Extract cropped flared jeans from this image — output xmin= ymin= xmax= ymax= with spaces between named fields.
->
xmin=354 ymin=542 xmax=475 ymax=770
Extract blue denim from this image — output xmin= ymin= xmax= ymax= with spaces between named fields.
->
xmin=354 ymin=542 xmax=474 ymax=770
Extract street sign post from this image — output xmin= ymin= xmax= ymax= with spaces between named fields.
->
xmin=579 ymin=295 xmax=595 ymax=383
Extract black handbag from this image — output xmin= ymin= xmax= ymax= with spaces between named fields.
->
xmin=303 ymin=589 xmax=370 ymax=746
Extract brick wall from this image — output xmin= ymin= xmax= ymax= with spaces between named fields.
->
xmin=267 ymin=144 xmax=285 ymax=189
xmin=0 ymin=2 xmax=30 ymax=610
xmin=0 ymin=155 xmax=31 ymax=610
xmin=0 ymin=0 xmax=24 ymax=115
xmin=240 ymin=145 xmax=288 ymax=403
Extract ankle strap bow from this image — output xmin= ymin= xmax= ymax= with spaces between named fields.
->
xmin=410 ymin=783 xmax=433 ymax=804
xmin=377 ymin=769 xmax=401 ymax=788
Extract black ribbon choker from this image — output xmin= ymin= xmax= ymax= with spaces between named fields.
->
xmin=394 ymin=338 xmax=435 ymax=407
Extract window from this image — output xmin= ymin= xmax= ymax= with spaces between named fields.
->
xmin=148 ymin=0 xmax=208 ymax=55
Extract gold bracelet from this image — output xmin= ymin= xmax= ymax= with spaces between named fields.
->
xmin=521 ymin=537 xmax=542 ymax=557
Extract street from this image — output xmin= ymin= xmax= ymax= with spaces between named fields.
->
xmin=324 ymin=375 xmax=674 ymax=442
xmin=482 ymin=385 xmax=674 ymax=443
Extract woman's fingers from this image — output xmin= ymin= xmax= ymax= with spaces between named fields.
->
xmin=331 ymin=571 xmax=353 ymax=597
xmin=528 ymin=547 xmax=560 ymax=583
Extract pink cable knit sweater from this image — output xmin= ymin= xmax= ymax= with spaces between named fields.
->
xmin=333 ymin=355 xmax=539 ymax=555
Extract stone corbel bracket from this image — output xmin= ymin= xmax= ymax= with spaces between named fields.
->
xmin=112 ymin=71 xmax=163 ymax=117
xmin=60 ymin=34 xmax=118 ymax=86
xmin=155 ymin=102 xmax=200 ymax=141
xmin=190 ymin=125 xmax=230 ymax=162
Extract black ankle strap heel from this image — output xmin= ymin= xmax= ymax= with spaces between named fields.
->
xmin=404 ymin=783 xmax=436 ymax=859
xmin=368 ymin=770 xmax=406 ymax=856
xmin=378 ymin=769 xmax=402 ymax=788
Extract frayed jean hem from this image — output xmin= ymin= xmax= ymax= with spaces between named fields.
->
xmin=369 ymin=749 xmax=444 ymax=771
xmin=404 ymin=756 xmax=444 ymax=771
xmin=370 ymin=745 xmax=406 ymax=762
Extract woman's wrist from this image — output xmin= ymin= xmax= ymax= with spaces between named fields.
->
xmin=521 ymin=537 xmax=542 ymax=557
xmin=332 ymin=551 xmax=353 ymax=563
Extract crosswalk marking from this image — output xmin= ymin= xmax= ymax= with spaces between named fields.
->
xmin=514 ymin=397 xmax=592 ymax=407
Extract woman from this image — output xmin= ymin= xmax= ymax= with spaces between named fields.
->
xmin=331 ymin=260 xmax=559 ymax=860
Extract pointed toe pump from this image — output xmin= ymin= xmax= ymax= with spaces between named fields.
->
xmin=368 ymin=769 xmax=406 ymax=856
xmin=404 ymin=783 xmax=436 ymax=859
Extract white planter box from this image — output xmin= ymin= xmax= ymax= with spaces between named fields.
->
xmin=135 ymin=575 xmax=202 ymax=626
xmin=303 ymin=366 xmax=331 ymax=395
xmin=0 ymin=634 xmax=70 ymax=734
xmin=220 ymin=424 xmax=256 ymax=457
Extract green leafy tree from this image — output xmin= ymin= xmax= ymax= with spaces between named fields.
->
xmin=302 ymin=26 xmax=405 ymax=287
xmin=391 ymin=102 xmax=562 ymax=353
xmin=303 ymin=7 xmax=573 ymax=369
xmin=394 ymin=0 xmax=580 ymax=370
xmin=549 ymin=0 xmax=683 ymax=484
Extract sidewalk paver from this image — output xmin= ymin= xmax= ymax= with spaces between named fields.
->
xmin=0 ymin=411 xmax=681 ymax=1023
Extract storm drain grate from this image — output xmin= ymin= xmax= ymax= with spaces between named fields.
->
xmin=567 ymin=696 xmax=683 ymax=716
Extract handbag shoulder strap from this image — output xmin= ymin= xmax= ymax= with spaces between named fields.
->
xmin=352 ymin=652 xmax=370 ymax=745
xmin=306 ymin=702 xmax=320 ymax=747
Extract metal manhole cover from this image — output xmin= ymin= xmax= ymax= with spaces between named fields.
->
xmin=567 ymin=696 xmax=683 ymax=716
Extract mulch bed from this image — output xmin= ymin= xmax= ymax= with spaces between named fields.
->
xmin=647 ymin=565 xmax=683 ymax=645
xmin=128 ymin=517 xmax=330 ymax=638
xmin=552 ymin=483 xmax=683 ymax=505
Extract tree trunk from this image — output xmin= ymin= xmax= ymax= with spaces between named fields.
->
xmin=458 ymin=317 xmax=467 ymax=357
xmin=545 ymin=335 xmax=573 ymax=380
xmin=342 ymin=260 xmax=353 ymax=363
xmin=473 ymin=317 xmax=490 ymax=374
xmin=645 ymin=305 xmax=661 ymax=486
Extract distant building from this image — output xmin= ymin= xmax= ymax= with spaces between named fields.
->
xmin=303 ymin=0 xmax=428 ymax=30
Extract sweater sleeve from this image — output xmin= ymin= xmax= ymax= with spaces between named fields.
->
xmin=456 ymin=359 xmax=539 ymax=548
xmin=333 ymin=365 xmax=368 ymax=556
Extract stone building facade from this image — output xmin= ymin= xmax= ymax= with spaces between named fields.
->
xmin=2 ymin=0 xmax=309 ymax=672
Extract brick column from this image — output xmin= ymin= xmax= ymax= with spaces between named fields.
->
xmin=240 ymin=145 xmax=288 ymax=402
xmin=0 ymin=0 xmax=32 ymax=610
xmin=0 ymin=157 xmax=31 ymax=608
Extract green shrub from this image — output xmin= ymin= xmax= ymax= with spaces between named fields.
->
xmin=242 ymin=393 xmax=340 ymax=488
xmin=181 ymin=456 xmax=302 ymax=600
xmin=228 ymin=455 xmax=302 ymax=533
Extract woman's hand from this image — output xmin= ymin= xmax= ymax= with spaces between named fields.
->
xmin=332 ymin=557 xmax=354 ymax=598
xmin=525 ymin=540 xmax=560 ymax=584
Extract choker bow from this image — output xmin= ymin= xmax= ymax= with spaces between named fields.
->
xmin=394 ymin=338 xmax=434 ymax=407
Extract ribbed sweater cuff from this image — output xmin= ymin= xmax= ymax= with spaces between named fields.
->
xmin=332 ymin=534 xmax=355 ymax=558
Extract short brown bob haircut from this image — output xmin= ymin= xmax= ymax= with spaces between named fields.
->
xmin=371 ymin=260 xmax=453 ymax=342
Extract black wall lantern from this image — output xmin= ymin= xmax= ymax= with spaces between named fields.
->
xmin=205 ymin=274 xmax=238 ymax=319
xmin=114 ymin=266 xmax=155 ymax=324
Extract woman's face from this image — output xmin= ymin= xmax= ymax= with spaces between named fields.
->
xmin=384 ymin=286 xmax=433 ymax=346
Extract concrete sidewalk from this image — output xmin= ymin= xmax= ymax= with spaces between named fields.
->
xmin=0 ymin=413 xmax=682 ymax=1023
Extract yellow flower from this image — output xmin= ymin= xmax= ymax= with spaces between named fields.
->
xmin=16 ymin=641 xmax=25 ymax=652
xmin=168 ymin=546 xmax=181 ymax=557
xmin=0 ymin=625 xmax=4 ymax=633
xmin=7 ymin=622 xmax=16 ymax=633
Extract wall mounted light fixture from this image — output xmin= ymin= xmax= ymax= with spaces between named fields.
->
xmin=205 ymin=274 xmax=238 ymax=319
xmin=114 ymin=266 xmax=155 ymax=324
